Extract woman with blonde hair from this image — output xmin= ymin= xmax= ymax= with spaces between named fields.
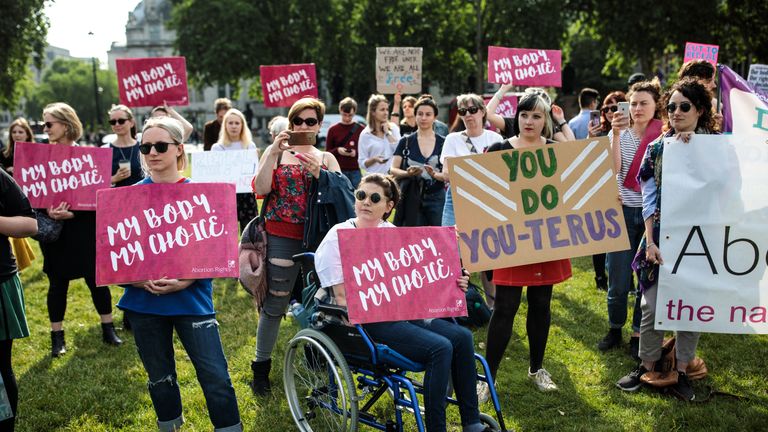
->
xmin=212 ymin=108 xmax=260 ymax=230
xmin=358 ymin=94 xmax=401 ymax=175
xmin=250 ymin=97 xmax=344 ymax=395
xmin=1 ymin=118 xmax=34 ymax=176
xmin=41 ymin=102 xmax=122 ymax=357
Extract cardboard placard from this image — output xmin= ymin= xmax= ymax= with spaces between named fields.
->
xmin=375 ymin=47 xmax=423 ymax=94
xmin=483 ymin=95 xmax=518 ymax=118
xmin=449 ymin=137 xmax=628 ymax=272
xmin=487 ymin=46 xmax=562 ymax=87
xmin=656 ymin=134 xmax=768 ymax=334
xmin=191 ymin=150 xmax=259 ymax=193
xmin=260 ymin=64 xmax=318 ymax=108
xmin=95 ymin=183 xmax=239 ymax=285
xmin=338 ymin=226 xmax=466 ymax=324
xmin=13 ymin=142 xmax=112 ymax=210
xmin=116 ymin=57 xmax=189 ymax=107
xmin=683 ymin=42 xmax=719 ymax=66
xmin=747 ymin=64 xmax=768 ymax=93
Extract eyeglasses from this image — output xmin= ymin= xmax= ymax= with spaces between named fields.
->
xmin=44 ymin=121 xmax=60 ymax=129
xmin=109 ymin=118 xmax=130 ymax=126
xmin=139 ymin=141 xmax=177 ymax=155
xmin=458 ymin=106 xmax=480 ymax=116
xmin=355 ymin=190 xmax=382 ymax=204
xmin=666 ymin=102 xmax=693 ymax=113
xmin=291 ymin=117 xmax=319 ymax=127
xmin=601 ymin=105 xmax=618 ymax=114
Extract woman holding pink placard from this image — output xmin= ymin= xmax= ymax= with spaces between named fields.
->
xmin=118 ymin=117 xmax=242 ymax=431
xmin=40 ymin=102 xmax=122 ymax=358
xmin=314 ymin=173 xmax=492 ymax=432
xmin=486 ymin=83 xmax=575 ymax=142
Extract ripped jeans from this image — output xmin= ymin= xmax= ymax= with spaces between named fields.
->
xmin=125 ymin=311 xmax=242 ymax=432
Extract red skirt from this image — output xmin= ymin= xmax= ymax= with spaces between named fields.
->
xmin=492 ymin=259 xmax=572 ymax=287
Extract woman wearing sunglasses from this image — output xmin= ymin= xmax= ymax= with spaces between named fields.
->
xmin=118 ymin=117 xmax=242 ymax=431
xmin=250 ymin=97 xmax=342 ymax=395
xmin=483 ymin=93 xmax=572 ymax=392
xmin=314 ymin=173 xmax=493 ymax=432
xmin=358 ymin=94 xmax=401 ymax=175
xmin=616 ymin=78 xmax=717 ymax=401
xmin=598 ymin=80 xmax=663 ymax=359
xmin=108 ymin=104 xmax=144 ymax=188
xmin=41 ymin=102 xmax=122 ymax=357
xmin=587 ymin=91 xmax=627 ymax=292
xmin=389 ymin=95 xmax=446 ymax=227
xmin=212 ymin=108 xmax=260 ymax=231
xmin=486 ymin=83 xmax=575 ymax=142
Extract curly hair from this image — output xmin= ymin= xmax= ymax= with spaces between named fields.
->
xmin=627 ymin=78 xmax=663 ymax=120
xmin=663 ymin=77 xmax=715 ymax=132
xmin=359 ymin=173 xmax=400 ymax=220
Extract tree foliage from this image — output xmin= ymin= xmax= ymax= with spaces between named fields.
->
xmin=0 ymin=0 xmax=48 ymax=109
xmin=25 ymin=58 xmax=119 ymax=130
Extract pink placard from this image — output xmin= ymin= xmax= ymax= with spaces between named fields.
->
xmin=338 ymin=226 xmax=466 ymax=325
xmin=116 ymin=57 xmax=189 ymax=107
xmin=483 ymin=95 xmax=518 ymax=118
xmin=95 ymin=183 xmax=239 ymax=285
xmin=260 ymin=64 xmax=318 ymax=108
xmin=13 ymin=142 xmax=112 ymax=210
xmin=684 ymin=42 xmax=719 ymax=66
xmin=487 ymin=46 xmax=562 ymax=87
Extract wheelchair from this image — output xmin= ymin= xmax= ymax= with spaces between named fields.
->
xmin=283 ymin=253 xmax=509 ymax=432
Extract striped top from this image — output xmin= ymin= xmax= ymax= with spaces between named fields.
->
xmin=608 ymin=128 xmax=643 ymax=207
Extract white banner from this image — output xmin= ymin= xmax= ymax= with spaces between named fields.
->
xmin=190 ymin=149 xmax=259 ymax=193
xmin=657 ymin=134 xmax=768 ymax=334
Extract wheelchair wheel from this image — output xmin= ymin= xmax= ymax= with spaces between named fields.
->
xmin=284 ymin=328 xmax=359 ymax=432
xmin=479 ymin=412 xmax=501 ymax=430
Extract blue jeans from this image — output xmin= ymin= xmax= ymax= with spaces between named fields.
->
xmin=364 ymin=319 xmax=480 ymax=432
xmin=342 ymin=169 xmax=362 ymax=189
xmin=126 ymin=311 xmax=242 ymax=432
xmin=441 ymin=187 xmax=455 ymax=227
xmin=419 ymin=189 xmax=446 ymax=227
xmin=606 ymin=205 xmax=644 ymax=333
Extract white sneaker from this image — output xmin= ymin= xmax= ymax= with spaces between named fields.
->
xmin=528 ymin=368 xmax=558 ymax=392
xmin=476 ymin=381 xmax=490 ymax=404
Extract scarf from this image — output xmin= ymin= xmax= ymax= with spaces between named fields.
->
xmin=622 ymin=118 xmax=663 ymax=192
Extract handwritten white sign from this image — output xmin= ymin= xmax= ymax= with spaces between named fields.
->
xmin=190 ymin=150 xmax=259 ymax=193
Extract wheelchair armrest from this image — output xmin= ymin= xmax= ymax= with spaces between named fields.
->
xmin=292 ymin=252 xmax=315 ymax=264
xmin=317 ymin=302 xmax=349 ymax=320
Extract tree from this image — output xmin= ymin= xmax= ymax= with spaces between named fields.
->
xmin=0 ymin=0 xmax=48 ymax=109
xmin=25 ymin=58 xmax=119 ymax=130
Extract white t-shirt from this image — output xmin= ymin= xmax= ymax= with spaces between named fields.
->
xmin=211 ymin=141 xmax=257 ymax=151
xmin=315 ymin=218 xmax=396 ymax=288
xmin=440 ymin=130 xmax=503 ymax=165
xmin=357 ymin=125 xmax=401 ymax=174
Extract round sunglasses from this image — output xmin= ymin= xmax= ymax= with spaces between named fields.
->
xmin=601 ymin=105 xmax=619 ymax=114
xmin=355 ymin=189 xmax=382 ymax=203
xmin=139 ymin=141 xmax=178 ymax=155
xmin=109 ymin=118 xmax=130 ymax=126
xmin=291 ymin=117 xmax=319 ymax=127
xmin=458 ymin=106 xmax=480 ymax=116
xmin=666 ymin=102 xmax=693 ymax=113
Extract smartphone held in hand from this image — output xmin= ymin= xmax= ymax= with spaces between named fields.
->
xmin=617 ymin=102 xmax=630 ymax=118
xmin=590 ymin=110 xmax=601 ymax=128
xmin=287 ymin=131 xmax=317 ymax=147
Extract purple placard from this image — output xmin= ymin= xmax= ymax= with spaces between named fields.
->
xmin=95 ymin=183 xmax=239 ymax=285
xmin=13 ymin=142 xmax=112 ymax=210
xmin=487 ymin=46 xmax=562 ymax=87
xmin=338 ymin=226 xmax=466 ymax=325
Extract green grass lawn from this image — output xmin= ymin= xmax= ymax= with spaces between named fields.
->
xmin=11 ymin=241 xmax=768 ymax=431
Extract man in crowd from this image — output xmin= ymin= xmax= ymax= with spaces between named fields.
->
xmin=568 ymin=88 xmax=600 ymax=140
xmin=325 ymin=97 xmax=364 ymax=187
xmin=203 ymin=98 xmax=232 ymax=151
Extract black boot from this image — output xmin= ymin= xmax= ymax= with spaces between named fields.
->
xmin=595 ymin=276 xmax=608 ymax=291
xmin=250 ymin=359 xmax=272 ymax=396
xmin=51 ymin=330 xmax=66 ymax=357
xmin=597 ymin=328 xmax=623 ymax=351
xmin=102 ymin=323 xmax=123 ymax=346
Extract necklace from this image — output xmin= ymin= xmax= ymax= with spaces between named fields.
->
xmin=114 ymin=142 xmax=136 ymax=161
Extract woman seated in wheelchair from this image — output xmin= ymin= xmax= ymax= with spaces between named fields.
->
xmin=314 ymin=172 xmax=493 ymax=432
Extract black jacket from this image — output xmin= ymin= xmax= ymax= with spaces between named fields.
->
xmin=303 ymin=170 xmax=355 ymax=251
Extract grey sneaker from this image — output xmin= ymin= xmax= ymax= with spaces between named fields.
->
xmin=528 ymin=368 xmax=558 ymax=391
xmin=616 ymin=365 xmax=649 ymax=392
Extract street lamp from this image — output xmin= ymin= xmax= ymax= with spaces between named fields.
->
xmin=88 ymin=31 xmax=102 ymax=132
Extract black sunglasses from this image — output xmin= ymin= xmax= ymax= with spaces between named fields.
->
xmin=291 ymin=117 xmax=319 ymax=127
xmin=666 ymin=102 xmax=693 ymax=113
xmin=109 ymin=118 xmax=130 ymax=126
xmin=458 ymin=106 xmax=480 ymax=116
xmin=355 ymin=190 xmax=382 ymax=204
xmin=139 ymin=141 xmax=177 ymax=155
xmin=44 ymin=121 xmax=59 ymax=129
xmin=601 ymin=106 xmax=618 ymax=114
